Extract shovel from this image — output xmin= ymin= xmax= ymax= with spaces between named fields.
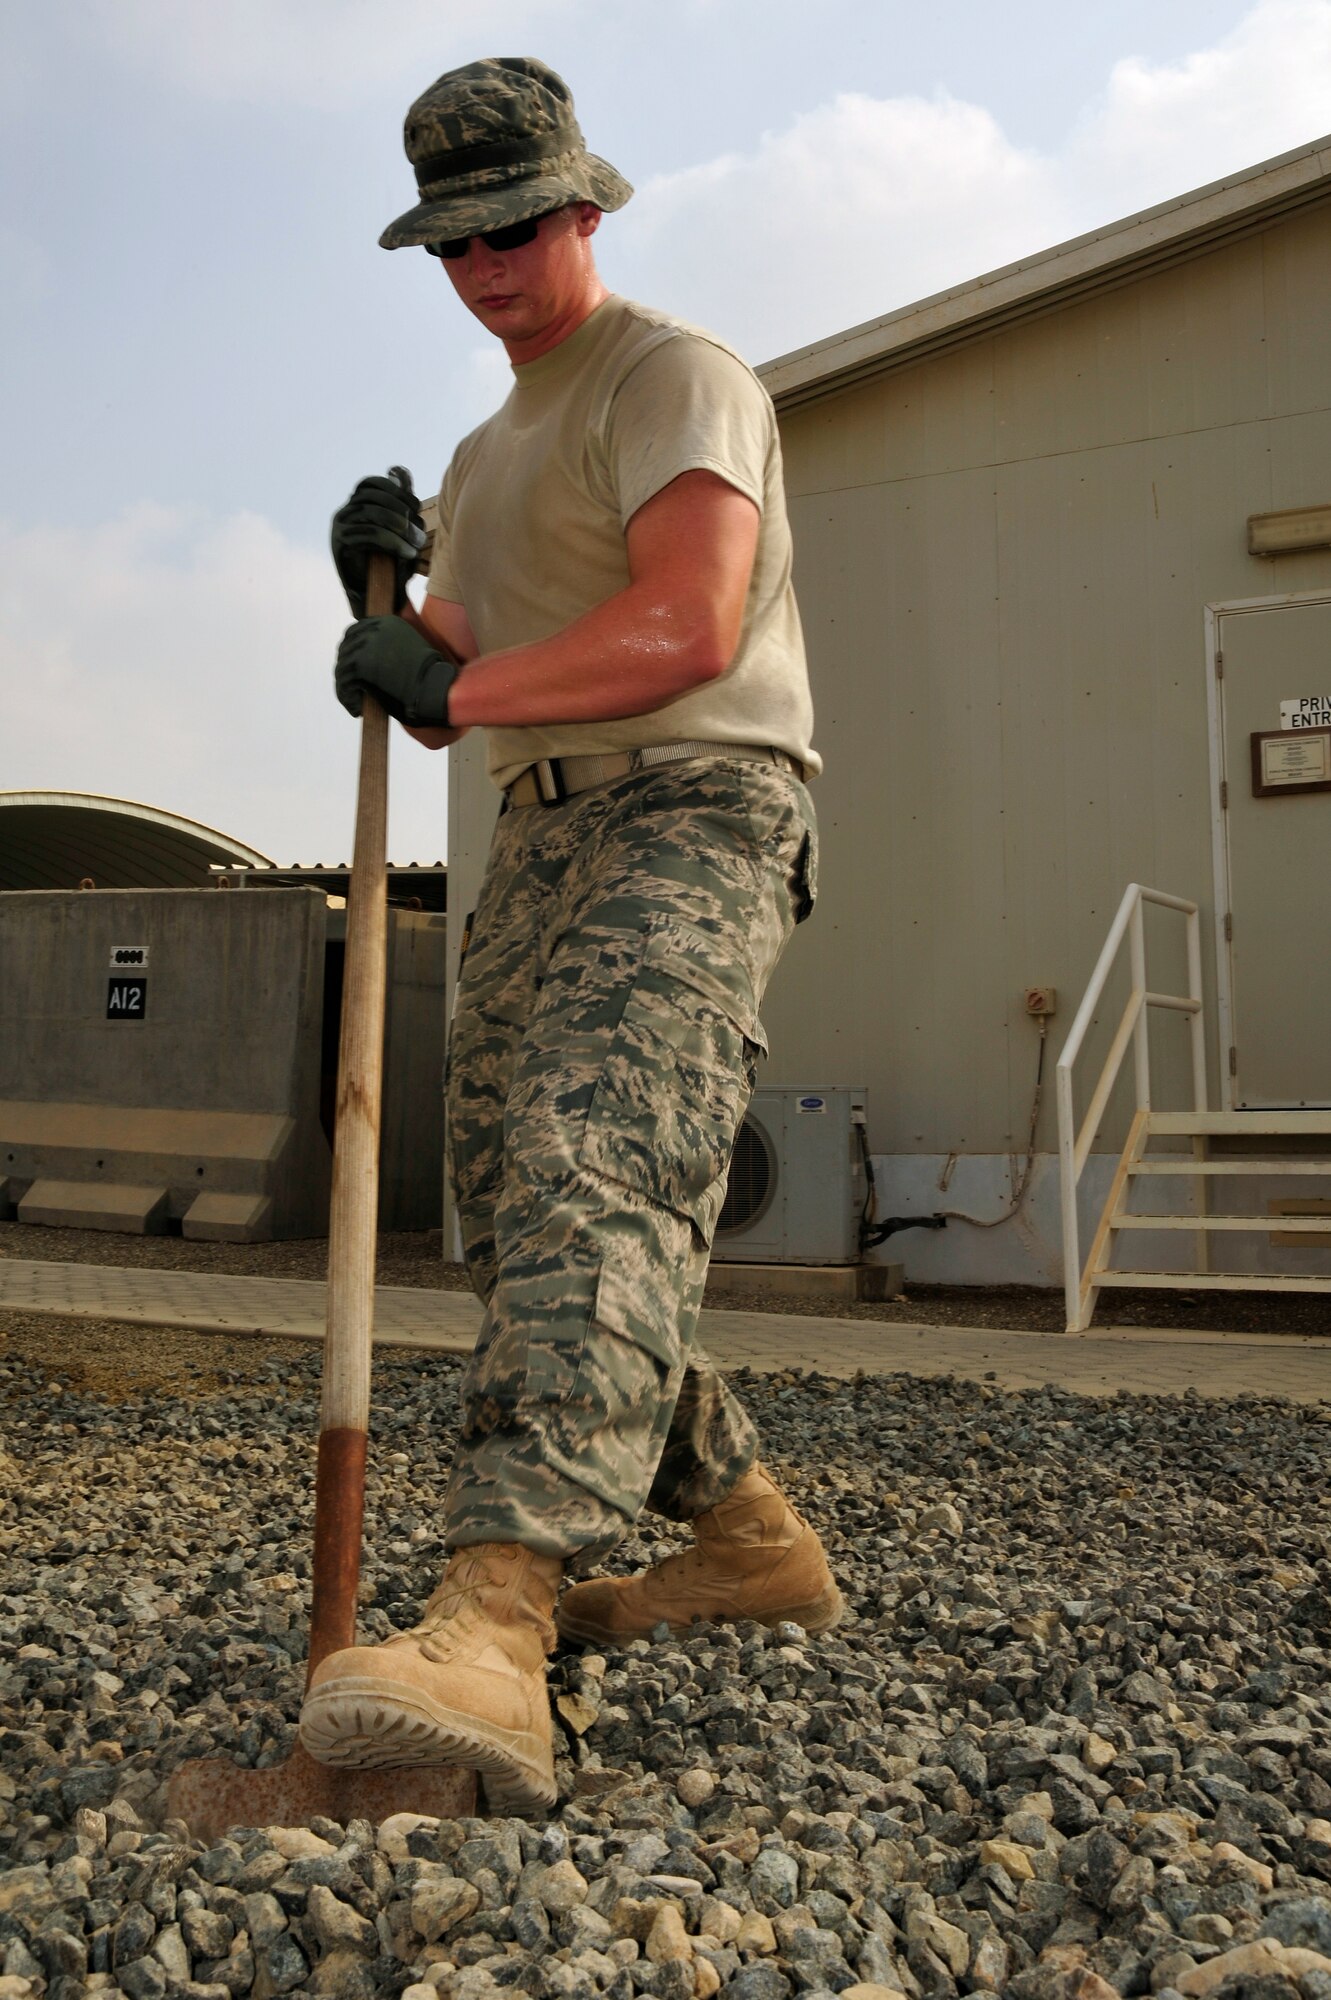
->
xmin=165 ymin=544 xmax=476 ymax=1840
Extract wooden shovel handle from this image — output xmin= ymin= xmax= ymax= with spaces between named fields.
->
xmin=307 ymin=551 xmax=394 ymax=1682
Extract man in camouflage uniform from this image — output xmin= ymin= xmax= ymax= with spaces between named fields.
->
xmin=300 ymin=56 xmax=841 ymax=1814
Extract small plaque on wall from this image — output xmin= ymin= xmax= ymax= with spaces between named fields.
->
xmin=107 ymin=975 xmax=147 ymax=1019
xmin=1250 ymin=727 xmax=1331 ymax=797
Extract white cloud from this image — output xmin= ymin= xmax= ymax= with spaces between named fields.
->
xmin=1072 ymin=0 xmax=1331 ymax=207
xmin=612 ymin=91 xmax=1064 ymax=360
xmin=84 ymin=0 xmax=585 ymax=107
xmin=608 ymin=0 xmax=1331 ymax=365
xmin=0 ymin=506 xmax=450 ymax=863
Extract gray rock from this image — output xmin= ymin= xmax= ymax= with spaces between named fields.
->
xmin=750 ymin=1848 xmax=801 ymax=1909
xmin=945 ymin=1736 xmax=988 ymax=1796
xmin=117 ymin=1955 xmax=169 ymax=2000
xmin=242 ymin=1890 xmax=287 ymax=1949
xmin=1120 ymin=1671 xmax=1170 ymax=1709
xmin=1259 ymin=1898 xmax=1331 ymax=1953
xmin=511 ymin=1895 xmax=552 ymax=1949
xmin=786 ymin=1925 xmax=848 ymax=1978
xmin=113 ymin=1901 xmax=158 ymax=1965
xmin=2 ymin=1938 xmax=44 ymax=1984
xmin=196 ymin=1946 xmax=255 ymax=1996
xmin=58 ymin=1765 xmax=119 ymax=1813
xmin=256 ymin=1931 xmax=309 ymax=1994
xmin=32 ymin=1926 xmax=89 ymax=1983
xmin=180 ymin=1905 xmax=234 ymax=1959
xmin=533 ymin=1857 xmax=590 ymax=1913
xmin=1082 ymin=1829 xmax=1131 ymax=1910
xmin=855 ymin=1931 xmax=900 ymax=1986
xmin=727 ymin=1968 xmax=794 ymax=2000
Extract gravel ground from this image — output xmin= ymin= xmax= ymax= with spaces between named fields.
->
xmin=3 ymin=1223 xmax=1329 ymax=1337
xmin=5 ymin=1332 xmax=1331 ymax=2000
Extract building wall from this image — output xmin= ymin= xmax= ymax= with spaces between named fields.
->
xmin=759 ymin=202 xmax=1331 ymax=1271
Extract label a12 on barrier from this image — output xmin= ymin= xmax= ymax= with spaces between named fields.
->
xmin=107 ymin=976 xmax=147 ymax=1019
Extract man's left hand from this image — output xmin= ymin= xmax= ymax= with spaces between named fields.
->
xmin=335 ymin=617 xmax=459 ymax=728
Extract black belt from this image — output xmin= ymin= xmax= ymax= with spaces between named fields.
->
xmin=504 ymin=740 xmax=805 ymax=808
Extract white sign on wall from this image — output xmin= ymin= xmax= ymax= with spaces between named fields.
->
xmin=1280 ymin=696 xmax=1331 ymax=729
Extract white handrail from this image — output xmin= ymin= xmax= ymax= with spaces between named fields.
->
xmin=1056 ymin=884 xmax=1207 ymax=1331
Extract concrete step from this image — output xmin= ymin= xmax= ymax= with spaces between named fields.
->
xmin=1112 ymin=1212 xmax=1331 ymax=1232
xmin=1097 ymin=1269 xmax=1331 ymax=1293
xmin=1147 ymin=1111 xmax=1331 ymax=1136
xmin=1131 ymin=1158 xmax=1331 ymax=1174
xmin=18 ymin=1178 xmax=171 ymax=1234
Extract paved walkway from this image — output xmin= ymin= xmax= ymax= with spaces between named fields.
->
xmin=1 ymin=1257 xmax=1329 ymax=1400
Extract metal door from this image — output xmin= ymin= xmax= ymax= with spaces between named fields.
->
xmin=1209 ymin=590 xmax=1331 ymax=1108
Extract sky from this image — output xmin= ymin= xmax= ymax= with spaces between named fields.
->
xmin=3 ymin=0 xmax=1330 ymax=864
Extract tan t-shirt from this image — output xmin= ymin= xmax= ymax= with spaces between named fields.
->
xmin=427 ymin=295 xmax=820 ymax=790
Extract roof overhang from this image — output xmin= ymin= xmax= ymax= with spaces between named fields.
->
xmin=0 ymin=791 xmax=274 ymax=892
xmin=760 ymin=134 xmax=1331 ymax=414
xmin=211 ymin=862 xmax=448 ymax=913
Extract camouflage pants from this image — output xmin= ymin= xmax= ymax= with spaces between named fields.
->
xmin=442 ymin=757 xmax=817 ymax=1564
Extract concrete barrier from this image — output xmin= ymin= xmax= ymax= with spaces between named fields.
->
xmin=0 ymin=887 xmax=448 ymax=1241
xmin=0 ymin=888 xmax=332 ymax=1238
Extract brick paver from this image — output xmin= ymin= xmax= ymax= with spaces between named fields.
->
xmin=1 ymin=1257 xmax=1328 ymax=1400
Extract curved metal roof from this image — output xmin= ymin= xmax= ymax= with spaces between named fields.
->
xmin=0 ymin=791 xmax=274 ymax=891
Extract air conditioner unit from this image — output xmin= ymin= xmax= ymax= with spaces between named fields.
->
xmin=714 ymin=1087 xmax=867 ymax=1264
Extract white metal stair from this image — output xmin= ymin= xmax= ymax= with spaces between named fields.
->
xmin=1056 ymin=885 xmax=1331 ymax=1331
xmin=1082 ymin=1107 xmax=1331 ymax=1319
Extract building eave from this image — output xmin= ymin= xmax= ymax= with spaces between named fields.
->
xmin=760 ymin=134 xmax=1331 ymax=415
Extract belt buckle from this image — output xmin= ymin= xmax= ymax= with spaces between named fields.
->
xmin=535 ymin=758 xmax=567 ymax=806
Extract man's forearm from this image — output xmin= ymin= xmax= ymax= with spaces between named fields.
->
xmin=400 ymin=469 xmax=757 ymax=735
xmin=447 ymin=580 xmax=729 ymax=730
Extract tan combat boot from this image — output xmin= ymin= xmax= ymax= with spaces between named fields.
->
xmin=556 ymin=1463 xmax=844 ymax=1645
xmin=299 ymin=1542 xmax=560 ymax=1814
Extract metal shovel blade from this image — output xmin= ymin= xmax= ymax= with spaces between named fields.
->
xmin=165 ymin=1741 xmax=475 ymax=1846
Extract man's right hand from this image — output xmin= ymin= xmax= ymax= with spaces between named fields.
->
xmin=334 ymin=616 xmax=459 ymax=729
xmin=330 ymin=466 xmax=426 ymax=619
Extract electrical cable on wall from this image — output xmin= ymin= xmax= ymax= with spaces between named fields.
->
xmin=856 ymin=1014 xmax=1049 ymax=1250
xmin=939 ymin=1012 xmax=1048 ymax=1229
xmin=856 ymin=1131 xmax=948 ymax=1251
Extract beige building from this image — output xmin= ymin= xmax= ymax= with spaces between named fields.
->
xmin=445 ymin=136 xmax=1331 ymax=1287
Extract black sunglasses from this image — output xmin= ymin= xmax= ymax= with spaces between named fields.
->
xmin=425 ymin=213 xmax=551 ymax=260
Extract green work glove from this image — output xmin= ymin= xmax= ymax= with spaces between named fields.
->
xmin=334 ymin=616 xmax=459 ymax=728
xmin=330 ymin=465 xmax=426 ymax=618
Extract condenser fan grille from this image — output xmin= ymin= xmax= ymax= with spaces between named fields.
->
xmin=717 ymin=1114 xmax=775 ymax=1233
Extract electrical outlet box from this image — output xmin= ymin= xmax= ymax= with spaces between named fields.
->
xmin=1024 ymin=986 xmax=1057 ymax=1016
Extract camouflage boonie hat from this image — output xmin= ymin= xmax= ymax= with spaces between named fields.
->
xmin=380 ymin=56 xmax=632 ymax=250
